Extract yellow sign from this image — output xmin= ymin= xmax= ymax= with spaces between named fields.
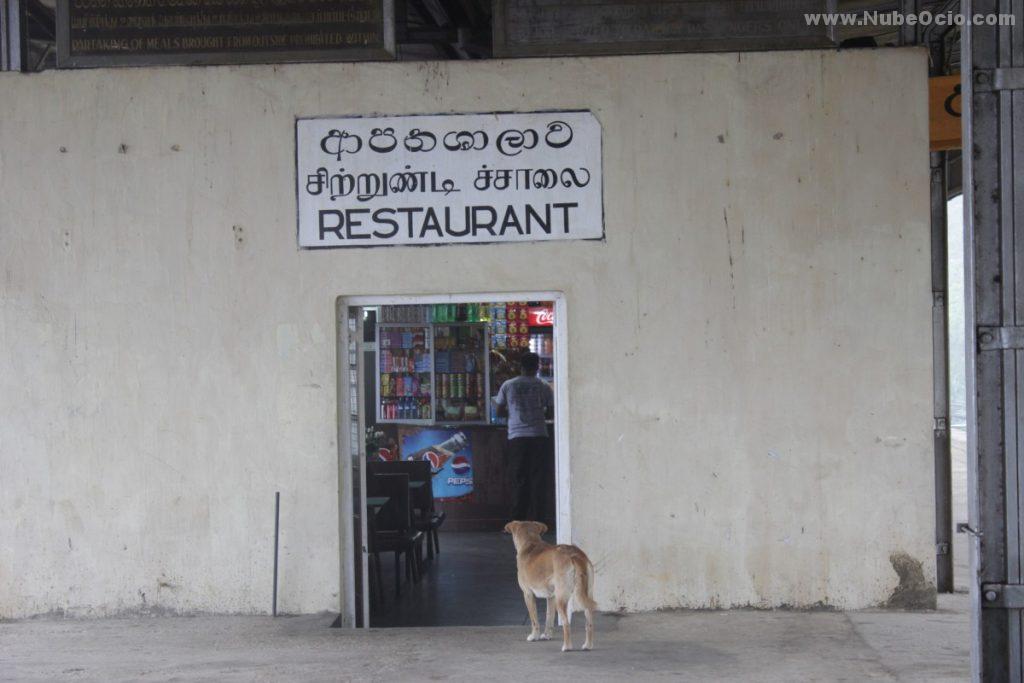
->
xmin=930 ymin=75 xmax=962 ymax=151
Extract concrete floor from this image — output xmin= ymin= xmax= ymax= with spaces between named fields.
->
xmin=0 ymin=594 xmax=969 ymax=681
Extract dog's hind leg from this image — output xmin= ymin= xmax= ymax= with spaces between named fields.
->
xmin=582 ymin=605 xmax=594 ymax=650
xmin=541 ymin=597 xmax=554 ymax=640
xmin=523 ymin=591 xmax=542 ymax=641
xmin=556 ymin=596 xmax=572 ymax=652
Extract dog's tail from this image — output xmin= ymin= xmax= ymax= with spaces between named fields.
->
xmin=571 ymin=552 xmax=598 ymax=612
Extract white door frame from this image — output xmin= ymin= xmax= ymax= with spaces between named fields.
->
xmin=335 ymin=291 xmax=571 ymax=628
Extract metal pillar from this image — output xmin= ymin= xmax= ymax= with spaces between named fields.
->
xmin=933 ymin=150 xmax=954 ymax=594
xmin=963 ymin=0 xmax=1024 ymax=679
xmin=898 ymin=0 xmax=921 ymax=46
xmin=0 ymin=0 xmax=22 ymax=72
xmin=924 ymin=0 xmax=957 ymax=596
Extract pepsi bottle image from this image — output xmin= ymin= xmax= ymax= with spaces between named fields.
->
xmin=406 ymin=432 xmax=468 ymax=474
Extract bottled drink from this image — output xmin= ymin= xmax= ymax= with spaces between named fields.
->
xmin=405 ymin=432 xmax=469 ymax=472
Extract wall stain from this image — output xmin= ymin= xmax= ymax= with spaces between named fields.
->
xmin=722 ymin=208 xmax=736 ymax=311
xmin=885 ymin=552 xmax=936 ymax=609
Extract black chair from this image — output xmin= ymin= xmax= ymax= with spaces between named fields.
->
xmin=367 ymin=472 xmax=423 ymax=597
xmin=369 ymin=460 xmax=447 ymax=559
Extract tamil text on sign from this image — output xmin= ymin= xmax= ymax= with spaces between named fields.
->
xmin=295 ymin=111 xmax=604 ymax=248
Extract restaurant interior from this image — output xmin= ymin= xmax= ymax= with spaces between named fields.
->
xmin=357 ymin=300 xmax=557 ymax=627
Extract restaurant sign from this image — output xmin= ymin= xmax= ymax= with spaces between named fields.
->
xmin=295 ymin=111 xmax=603 ymax=248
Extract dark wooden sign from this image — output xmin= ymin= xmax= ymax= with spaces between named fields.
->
xmin=56 ymin=0 xmax=394 ymax=68
xmin=493 ymin=0 xmax=836 ymax=58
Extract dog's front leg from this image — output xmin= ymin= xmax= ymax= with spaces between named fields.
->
xmin=541 ymin=597 xmax=554 ymax=640
xmin=523 ymin=591 xmax=542 ymax=641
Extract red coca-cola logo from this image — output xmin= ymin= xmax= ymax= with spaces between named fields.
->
xmin=528 ymin=306 xmax=554 ymax=326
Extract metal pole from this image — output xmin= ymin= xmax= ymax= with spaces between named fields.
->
xmin=963 ymin=0 xmax=1024 ymax=678
xmin=923 ymin=0 xmax=956 ymax=598
xmin=897 ymin=0 xmax=920 ymax=46
xmin=931 ymin=151 xmax=954 ymax=594
xmin=273 ymin=491 xmax=280 ymax=617
xmin=0 ymin=0 xmax=22 ymax=72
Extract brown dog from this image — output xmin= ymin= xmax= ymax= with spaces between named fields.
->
xmin=503 ymin=520 xmax=597 ymax=651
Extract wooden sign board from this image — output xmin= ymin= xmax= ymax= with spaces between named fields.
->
xmin=493 ymin=0 xmax=836 ymax=58
xmin=56 ymin=0 xmax=394 ymax=68
xmin=930 ymin=75 xmax=962 ymax=151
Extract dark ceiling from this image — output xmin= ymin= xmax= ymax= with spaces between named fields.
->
xmin=17 ymin=0 xmax=960 ymax=74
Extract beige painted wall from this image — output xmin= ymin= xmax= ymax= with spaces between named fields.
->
xmin=0 ymin=48 xmax=932 ymax=617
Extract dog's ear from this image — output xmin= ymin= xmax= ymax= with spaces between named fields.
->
xmin=532 ymin=521 xmax=548 ymax=535
xmin=503 ymin=522 xmax=515 ymax=534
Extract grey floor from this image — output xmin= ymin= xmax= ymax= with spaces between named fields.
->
xmin=0 ymin=595 xmax=970 ymax=681
xmin=371 ymin=531 xmax=526 ymax=627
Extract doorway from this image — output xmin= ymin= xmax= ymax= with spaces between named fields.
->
xmin=336 ymin=293 xmax=570 ymax=628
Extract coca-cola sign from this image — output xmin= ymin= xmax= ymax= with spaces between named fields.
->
xmin=528 ymin=306 xmax=554 ymax=326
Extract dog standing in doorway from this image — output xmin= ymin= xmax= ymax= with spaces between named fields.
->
xmin=503 ymin=520 xmax=597 ymax=651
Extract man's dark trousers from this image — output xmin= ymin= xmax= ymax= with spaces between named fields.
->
xmin=508 ymin=436 xmax=549 ymax=522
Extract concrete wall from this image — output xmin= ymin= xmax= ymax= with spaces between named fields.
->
xmin=0 ymin=48 xmax=933 ymax=617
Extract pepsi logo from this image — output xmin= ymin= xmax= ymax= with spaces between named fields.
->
xmin=451 ymin=456 xmax=471 ymax=475
xmin=424 ymin=451 xmax=443 ymax=470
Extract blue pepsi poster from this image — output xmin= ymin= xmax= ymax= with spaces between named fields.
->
xmin=401 ymin=428 xmax=474 ymax=501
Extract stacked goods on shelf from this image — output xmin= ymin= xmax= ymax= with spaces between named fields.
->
xmin=379 ymin=325 xmax=432 ymax=421
xmin=508 ymin=302 xmax=531 ymax=349
xmin=379 ymin=304 xmax=431 ymax=323
xmin=428 ymin=302 xmax=491 ymax=323
xmin=482 ymin=301 xmax=530 ymax=350
xmin=506 ymin=302 xmax=531 ymax=349
xmin=434 ymin=324 xmax=486 ymax=423
xmin=528 ymin=333 xmax=555 ymax=380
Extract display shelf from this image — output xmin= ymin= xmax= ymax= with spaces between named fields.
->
xmin=375 ymin=320 xmax=491 ymax=425
xmin=377 ymin=323 xmax=433 ymax=424
xmin=433 ymin=323 xmax=489 ymax=424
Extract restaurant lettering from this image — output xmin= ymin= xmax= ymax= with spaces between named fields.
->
xmin=296 ymin=111 xmax=604 ymax=248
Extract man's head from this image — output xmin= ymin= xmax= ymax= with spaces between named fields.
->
xmin=520 ymin=352 xmax=540 ymax=376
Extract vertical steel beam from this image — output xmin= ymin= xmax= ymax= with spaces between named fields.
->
xmin=963 ymin=0 xmax=1024 ymax=679
xmin=926 ymin=0 xmax=956 ymax=597
xmin=0 ymin=0 xmax=22 ymax=72
xmin=898 ymin=0 xmax=921 ymax=46
xmin=933 ymin=151 xmax=954 ymax=594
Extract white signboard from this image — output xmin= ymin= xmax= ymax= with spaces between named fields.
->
xmin=295 ymin=111 xmax=603 ymax=248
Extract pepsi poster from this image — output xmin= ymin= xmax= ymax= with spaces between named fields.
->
xmin=401 ymin=428 xmax=474 ymax=501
